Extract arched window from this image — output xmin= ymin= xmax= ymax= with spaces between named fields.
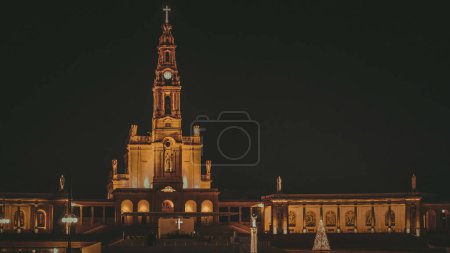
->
xmin=385 ymin=210 xmax=395 ymax=227
xmin=325 ymin=211 xmax=337 ymax=227
xmin=138 ymin=200 xmax=150 ymax=213
xmin=288 ymin=211 xmax=296 ymax=227
xmin=14 ymin=210 xmax=25 ymax=228
xmin=345 ymin=210 xmax=355 ymax=227
xmin=201 ymin=200 xmax=213 ymax=212
xmin=121 ymin=200 xmax=133 ymax=214
xmin=162 ymin=200 xmax=174 ymax=212
xmin=165 ymin=52 xmax=170 ymax=63
xmin=305 ymin=211 xmax=316 ymax=227
xmin=36 ymin=210 xmax=46 ymax=228
xmin=165 ymin=96 xmax=171 ymax=115
xmin=200 ymin=200 xmax=213 ymax=224
xmin=185 ymin=200 xmax=197 ymax=213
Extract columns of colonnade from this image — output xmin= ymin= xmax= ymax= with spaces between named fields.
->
xmin=354 ymin=202 xmax=358 ymax=233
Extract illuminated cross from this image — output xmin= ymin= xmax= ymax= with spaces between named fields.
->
xmin=163 ymin=5 xmax=171 ymax=24
xmin=175 ymin=218 xmax=183 ymax=230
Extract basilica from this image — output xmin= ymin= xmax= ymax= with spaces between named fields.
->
xmin=0 ymin=7 xmax=449 ymax=240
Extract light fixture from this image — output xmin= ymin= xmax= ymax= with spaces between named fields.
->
xmin=0 ymin=218 xmax=10 ymax=224
xmin=0 ymin=197 xmax=9 ymax=233
xmin=61 ymin=214 xmax=78 ymax=224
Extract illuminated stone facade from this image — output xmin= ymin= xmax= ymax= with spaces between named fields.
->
xmin=0 ymin=8 xmax=449 ymax=240
xmin=262 ymin=193 xmax=417 ymax=235
xmin=106 ymin=12 xmax=219 ymax=228
xmin=108 ymin=20 xmax=209 ymax=192
xmin=258 ymin=176 xmax=449 ymax=235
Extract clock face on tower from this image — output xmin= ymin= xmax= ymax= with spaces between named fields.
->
xmin=163 ymin=71 xmax=172 ymax=80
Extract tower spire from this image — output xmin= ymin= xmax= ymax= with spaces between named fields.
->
xmin=163 ymin=5 xmax=171 ymax=24
xmin=152 ymin=5 xmax=182 ymax=141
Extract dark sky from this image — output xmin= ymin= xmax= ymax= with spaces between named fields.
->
xmin=1 ymin=1 xmax=449 ymax=199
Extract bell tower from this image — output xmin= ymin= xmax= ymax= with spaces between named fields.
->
xmin=152 ymin=6 xmax=184 ymax=190
xmin=110 ymin=6 xmax=210 ymax=193
xmin=152 ymin=5 xmax=182 ymax=141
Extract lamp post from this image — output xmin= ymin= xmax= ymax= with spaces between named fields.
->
xmin=61 ymin=174 xmax=77 ymax=253
xmin=0 ymin=198 xmax=10 ymax=233
xmin=0 ymin=217 xmax=10 ymax=233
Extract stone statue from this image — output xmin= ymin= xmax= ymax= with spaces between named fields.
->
xmin=251 ymin=214 xmax=257 ymax=228
xmin=164 ymin=150 xmax=173 ymax=172
xmin=345 ymin=211 xmax=355 ymax=226
xmin=112 ymin=159 xmax=118 ymax=175
xmin=306 ymin=211 xmax=316 ymax=227
xmin=129 ymin=124 xmax=138 ymax=137
xmin=206 ymin=160 xmax=212 ymax=180
xmin=288 ymin=211 xmax=296 ymax=227
xmin=250 ymin=214 xmax=258 ymax=253
xmin=325 ymin=211 xmax=336 ymax=226
xmin=193 ymin=125 xmax=200 ymax=137
xmin=276 ymin=176 xmax=282 ymax=193
xmin=411 ymin=173 xmax=417 ymax=192
xmin=59 ymin=174 xmax=65 ymax=192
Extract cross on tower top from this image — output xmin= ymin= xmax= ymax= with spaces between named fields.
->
xmin=163 ymin=5 xmax=171 ymax=24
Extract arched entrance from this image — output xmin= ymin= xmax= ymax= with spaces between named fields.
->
xmin=121 ymin=200 xmax=133 ymax=225
xmin=137 ymin=200 xmax=150 ymax=224
xmin=162 ymin=200 xmax=174 ymax=212
xmin=185 ymin=200 xmax=197 ymax=213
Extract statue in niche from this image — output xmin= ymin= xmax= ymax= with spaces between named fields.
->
xmin=385 ymin=210 xmax=395 ymax=226
xmin=306 ymin=211 xmax=316 ymax=227
xmin=325 ymin=211 xmax=336 ymax=226
xmin=365 ymin=211 xmax=374 ymax=226
xmin=164 ymin=150 xmax=174 ymax=172
xmin=288 ymin=211 xmax=296 ymax=227
xmin=345 ymin=211 xmax=355 ymax=226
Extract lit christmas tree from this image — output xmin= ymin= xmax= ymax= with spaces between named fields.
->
xmin=312 ymin=219 xmax=331 ymax=251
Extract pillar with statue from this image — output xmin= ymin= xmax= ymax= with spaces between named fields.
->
xmin=250 ymin=214 xmax=258 ymax=253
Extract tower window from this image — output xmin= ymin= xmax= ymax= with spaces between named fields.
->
xmin=165 ymin=96 xmax=171 ymax=115
xmin=165 ymin=52 xmax=170 ymax=63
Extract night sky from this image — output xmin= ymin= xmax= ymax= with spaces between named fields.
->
xmin=1 ymin=1 xmax=449 ymax=199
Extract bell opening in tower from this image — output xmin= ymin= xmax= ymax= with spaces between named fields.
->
xmin=165 ymin=51 xmax=170 ymax=63
xmin=165 ymin=95 xmax=171 ymax=115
